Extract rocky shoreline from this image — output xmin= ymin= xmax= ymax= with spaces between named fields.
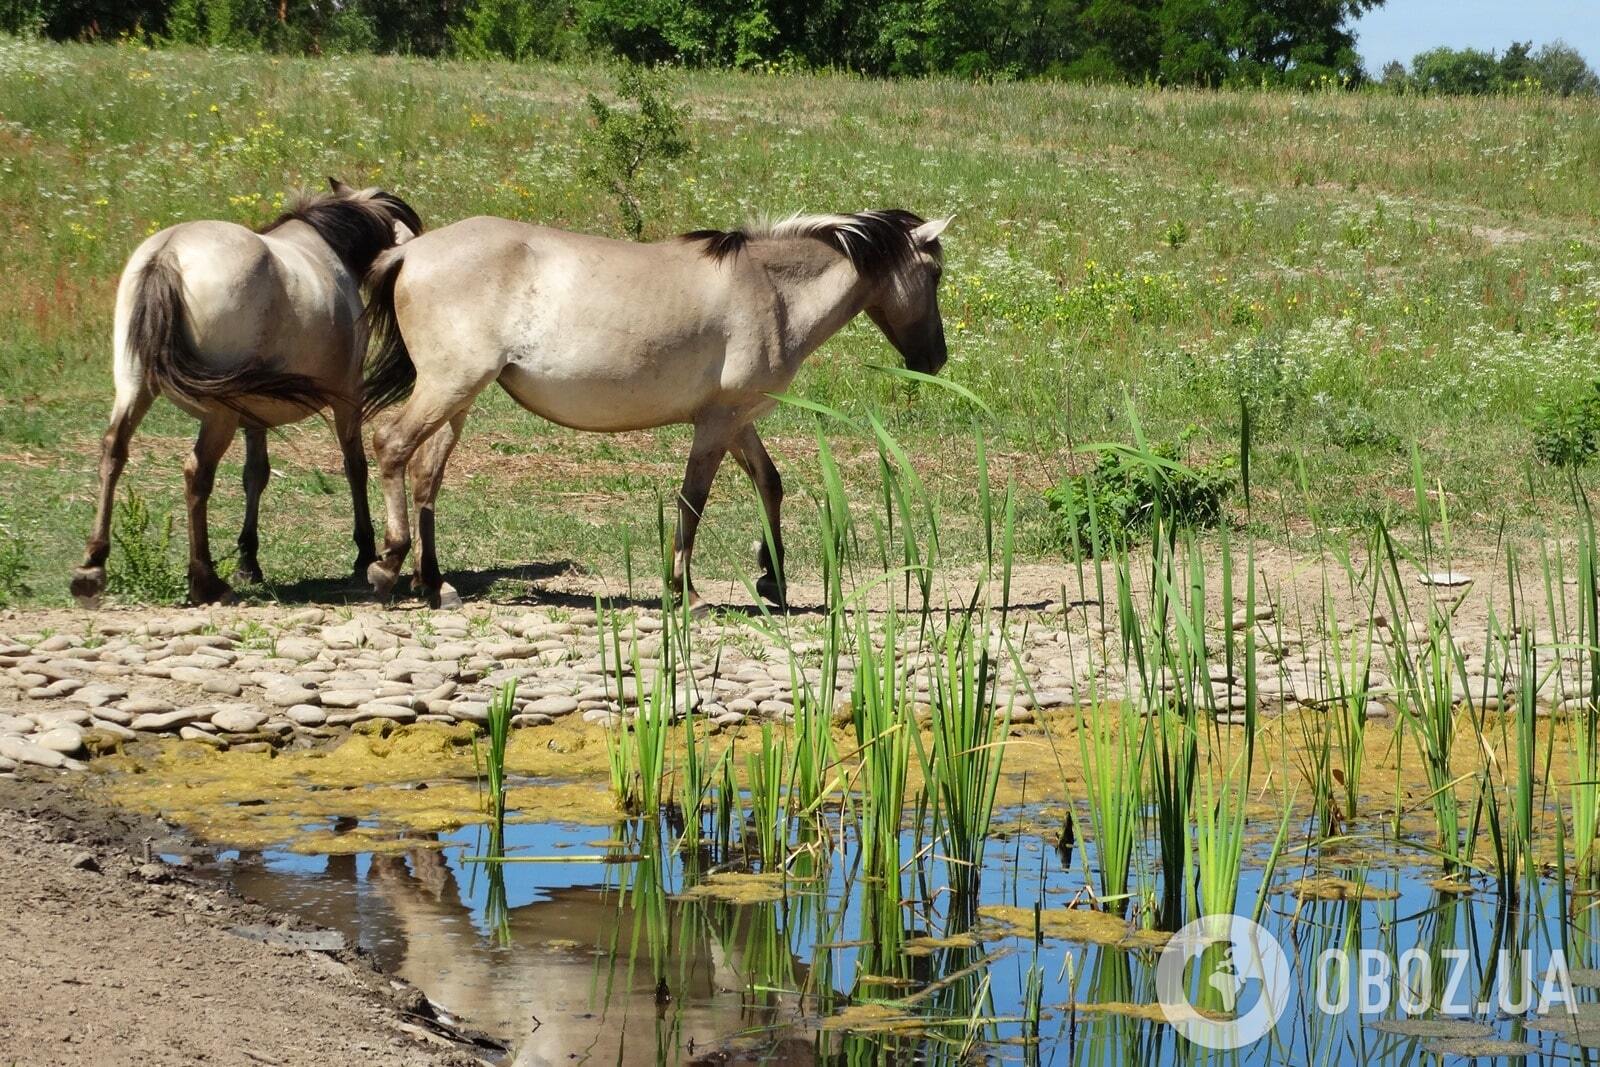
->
xmin=1 ymin=581 xmax=1586 ymax=776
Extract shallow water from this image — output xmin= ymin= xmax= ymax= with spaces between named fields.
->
xmin=180 ymin=802 xmax=1600 ymax=1066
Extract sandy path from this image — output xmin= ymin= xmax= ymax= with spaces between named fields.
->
xmin=0 ymin=775 xmax=491 ymax=1067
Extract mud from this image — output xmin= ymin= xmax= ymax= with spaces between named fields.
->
xmin=0 ymin=772 xmax=495 ymax=1066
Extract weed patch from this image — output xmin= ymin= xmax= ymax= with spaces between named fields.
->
xmin=1044 ymin=434 xmax=1235 ymax=558
xmin=107 ymin=490 xmax=185 ymax=604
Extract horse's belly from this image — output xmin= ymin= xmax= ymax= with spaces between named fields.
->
xmin=496 ymin=344 xmax=721 ymax=431
xmin=497 ymin=365 xmax=704 ymax=431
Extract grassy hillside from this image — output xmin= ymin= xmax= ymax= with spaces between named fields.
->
xmin=1 ymin=36 xmax=1598 ymax=603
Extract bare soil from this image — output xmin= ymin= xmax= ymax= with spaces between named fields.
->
xmin=0 ymin=772 xmax=497 ymax=1067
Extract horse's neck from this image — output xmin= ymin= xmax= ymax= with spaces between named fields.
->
xmin=762 ymin=243 xmax=873 ymax=363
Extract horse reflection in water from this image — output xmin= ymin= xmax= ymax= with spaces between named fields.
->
xmin=229 ymin=829 xmax=819 ymax=1065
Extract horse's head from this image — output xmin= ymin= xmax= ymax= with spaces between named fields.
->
xmin=863 ymin=214 xmax=951 ymax=376
xmin=328 ymin=177 xmax=424 ymax=246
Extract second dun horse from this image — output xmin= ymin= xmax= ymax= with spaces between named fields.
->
xmin=72 ymin=181 xmax=423 ymax=607
xmin=360 ymin=208 xmax=952 ymax=610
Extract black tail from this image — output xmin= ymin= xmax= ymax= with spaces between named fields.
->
xmin=360 ymin=251 xmax=416 ymax=418
xmin=127 ymin=253 xmax=336 ymax=420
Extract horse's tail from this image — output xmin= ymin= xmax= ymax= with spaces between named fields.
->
xmin=126 ymin=250 xmax=333 ymax=417
xmin=360 ymin=247 xmax=416 ymax=418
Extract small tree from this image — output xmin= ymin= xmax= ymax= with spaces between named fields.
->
xmin=579 ymin=64 xmax=690 ymax=240
xmin=1533 ymin=41 xmax=1600 ymax=96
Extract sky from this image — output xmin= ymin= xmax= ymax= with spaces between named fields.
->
xmin=1352 ymin=0 xmax=1600 ymax=71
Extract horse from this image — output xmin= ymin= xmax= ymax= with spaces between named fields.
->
xmin=71 ymin=180 xmax=423 ymax=607
xmin=358 ymin=208 xmax=951 ymax=611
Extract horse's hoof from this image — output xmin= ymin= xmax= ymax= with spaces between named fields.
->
xmin=434 ymin=582 xmax=463 ymax=611
xmin=188 ymin=578 xmax=235 ymax=606
xmin=367 ymin=561 xmax=398 ymax=600
xmin=234 ymin=563 xmax=264 ymax=586
xmin=686 ymin=594 xmax=712 ymax=618
xmin=755 ymin=574 xmax=787 ymax=609
xmin=70 ymin=567 xmax=105 ymax=609
xmin=352 ymin=554 xmax=378 ymax=579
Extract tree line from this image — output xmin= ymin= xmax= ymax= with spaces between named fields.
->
xmin=2 ymin=0 xmax=1597 ymax=95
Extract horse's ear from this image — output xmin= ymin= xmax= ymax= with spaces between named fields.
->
xmin=328 ymin=176 xmax=355 ymax=195
xmin=912 ymin=215 xmax=952 ymax=246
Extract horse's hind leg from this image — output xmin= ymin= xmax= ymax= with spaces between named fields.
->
xmin=333 ymin=402 xmax=377 ymax=578
xmin=184 ymin=413 xmax=240 ymax=605
xmin=72 ymin=387 xmax=154 ymax=607
xmin=235 ymin=428 xmax=269 ymax=585
xmin=730 ymin=425 xmax=786 ymax=608
xmin=369 ymin=381 xmax=485 ymax=601
xmin=409 ymin=411 xmax=467 ymax=610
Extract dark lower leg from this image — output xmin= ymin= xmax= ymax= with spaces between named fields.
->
xmin=235 ymin=428 xmax=268 ymax=584
xmin=733 ymin=427 xmax=786 ymax=605
xmin=411 ymin=414 xmax=464 ymax=608
xmin=672 ymin=436 xmax=728 ymax=609
xmin=73 ymin=394 xmax=151 ymax=605
xmin=334 ymin=405 xmax=376 ymax=574
xmin=185 ymin=418 xmax=238 ymax=605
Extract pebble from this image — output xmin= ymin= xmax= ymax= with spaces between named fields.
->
xmin=118 ymin=695 xmax=174 ymax=715
xmin=180 ymin=726 xmax=227 ymax=748
xmin=0 ymin=735 xmax=77 ymax=770
xmin=209 ymin=706 xmax=268 ymax=733
xmin=130 ymin=707 xmax=211 ymax=731
xmin=34 ymin=726 xmax=85 ymax=755
xmin=526 ymin=695 xmax=579 ymax=716
xmin=320 ymin=689 xmax=376 ymax=708
xmin=28 ymin=677 xmax=82 ymax=699
xmin=274 ymin=638 xmax=321 ymax=662
xmin=67 ymin=683 xmax=126 ymax=708
xmin=286 ymin=704 xmax=328 ymax=726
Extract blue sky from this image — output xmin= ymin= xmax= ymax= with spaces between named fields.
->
xmin=1352 ymin=1 xmax=1600 ymax=71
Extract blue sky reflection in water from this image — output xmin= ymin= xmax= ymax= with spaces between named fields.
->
xmin=223 ymin=812 xmax=1595 ymax=1064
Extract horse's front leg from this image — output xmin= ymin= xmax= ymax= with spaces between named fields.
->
xmin=731 ymin=424 xmax=785 ymax=608
xmin=332 ymin=401 xmax=377 ymax=578
xmin=185 ymin=414 xmax=240 ymax=605
xmin=672 ymin=422 xmax=731 ymax=614
xmin=235 ymin=427 xmax=269 ymax=585
xmin=72 ymin=387 xmax=153 ymax=606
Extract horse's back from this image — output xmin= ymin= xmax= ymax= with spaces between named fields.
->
xmin=388 ymin=215 xmax=779 ymax=431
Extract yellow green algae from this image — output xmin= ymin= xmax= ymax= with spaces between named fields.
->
xmin=978 ymin=905 xmax=1171 ymax=950
xmin=80 ymin=706 xmax=1600 ymax=873
xmin=1285 ymin=876 xmax=1401 ymax=902
xmin=672 ymin=871 xmax=792 ymax=905
xmin=817 ymin=1002 xmax=925 ymax=1034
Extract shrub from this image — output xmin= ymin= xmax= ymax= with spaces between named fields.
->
xmin=1044 ymin=432 xmax=1236 ymax=558
xmin=1531 ymin=385 xmax=1600 ymax=468
xmin=0 ymin=523 xmax=28 ymax=607
xmin=107 ymin=490 xmax=186 ymax=604
xmin=1314 ymin=395 xmax=1398 ymax=451
xmin=579 ymin=64 xmax=690 ymax=240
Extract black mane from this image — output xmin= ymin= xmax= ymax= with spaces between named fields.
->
xmin=680 ymin=228 xmax=750 ymax=263
xmin=261 ymin=190 xmax=422 ymax=275
xmin=683 ymin=209 xmax=931 ymax=277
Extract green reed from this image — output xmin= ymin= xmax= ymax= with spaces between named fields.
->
xmin=746 ymin=721 xmax=789 ymax=868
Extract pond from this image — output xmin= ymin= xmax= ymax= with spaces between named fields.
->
xmin=176 ymin=798 xmax=1600 ymax=1066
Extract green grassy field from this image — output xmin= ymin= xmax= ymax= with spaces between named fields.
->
xmin=1 ymin=36 xmax=1598 ymax=605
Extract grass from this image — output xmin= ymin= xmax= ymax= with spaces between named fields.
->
xmin=1 ymin=38 xmax=1598 ymax=603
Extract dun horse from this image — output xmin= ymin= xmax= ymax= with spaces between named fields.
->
xmin=72 ymin=181 xmax=423 ymax=607
xmin=360 ymin=209 xmax=951 ymax=610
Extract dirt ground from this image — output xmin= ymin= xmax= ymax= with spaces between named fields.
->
xmin=0 ymin=772 xmax=498 ymax=1067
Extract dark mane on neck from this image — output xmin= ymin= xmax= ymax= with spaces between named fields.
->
xmin=680 ymin=228 xmax=750 ymax=263
xmin=683 ymin=210 xmax=928 ymax=277
xmin=260 ymin=191 xmax=421 ymax=275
